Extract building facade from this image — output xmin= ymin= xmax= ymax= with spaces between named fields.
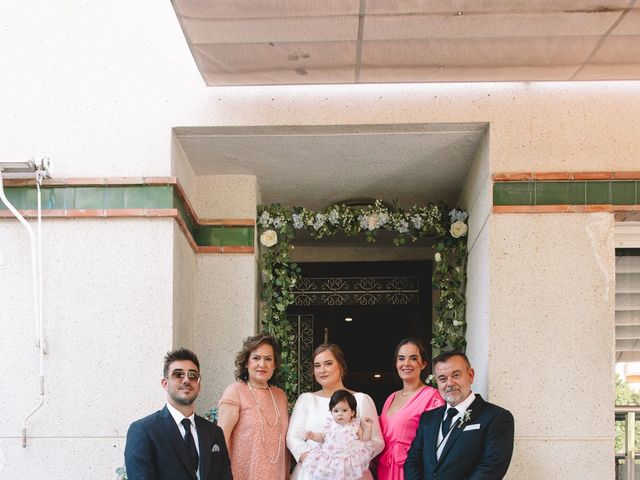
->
xmin=2 ymin=1 xmax=639 ymax=478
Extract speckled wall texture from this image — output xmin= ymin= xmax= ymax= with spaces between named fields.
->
xmin=492 ymin=213 xmax=615 ymax=479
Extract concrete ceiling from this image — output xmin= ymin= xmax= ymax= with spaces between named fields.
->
xmin=171 ymin=0 xmax=640 ymax=86
xmin=175 ymin=123 xmax=486 ymax=210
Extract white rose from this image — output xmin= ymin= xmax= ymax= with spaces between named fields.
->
xmin=450 ymin=220 xmax=468 ymax=238
xmin=434 ymin=252 xmax=442 ymax=262
xmin=260 ymin=230 xmax=278 ymax=247
xmin=367 ymin=215 xmax=379 ymax=231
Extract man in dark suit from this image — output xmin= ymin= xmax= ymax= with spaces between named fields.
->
xmin=404 ymin=351 xmax=514 ymax=480
xmin=125 ymin=348 xmax=232 ymax=480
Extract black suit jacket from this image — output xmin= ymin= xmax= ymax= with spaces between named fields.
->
xmin=404 ymin=394 xmax=514 ymax=480
xmin=124 ymin=406 xmax=233 ymax=480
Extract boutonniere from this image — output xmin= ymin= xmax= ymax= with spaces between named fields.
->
xmin=458 ymin=409 xmax=472 ymax=428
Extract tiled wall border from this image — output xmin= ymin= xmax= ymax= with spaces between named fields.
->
xmin=0 ymin=177 xmax=254 ymax=254
xmin=493 ymin=172 xmax=640 ymax=221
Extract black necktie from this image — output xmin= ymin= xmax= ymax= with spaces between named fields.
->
xmin=441 ymin=407 xmax=457 ymax=436
xmin=181 ymin=418 xmax=199 ymax=472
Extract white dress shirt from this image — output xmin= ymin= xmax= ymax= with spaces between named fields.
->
xmin=436 ymin=392 xmax=476 ymax=460
xmin=166 ymin=403 xmax=201 ymax=479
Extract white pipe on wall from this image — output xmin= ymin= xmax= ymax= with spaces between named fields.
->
xmin=0 ymin=169 xmax=40 ymax=341
xmin=0 ymin=162 xmax=49 ymax=447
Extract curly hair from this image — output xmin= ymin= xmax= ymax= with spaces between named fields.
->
xmin=234 ymin=333 xmax=282 ymax=382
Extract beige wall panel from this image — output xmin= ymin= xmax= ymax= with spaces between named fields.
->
xmin=506 ymin=438 xmax=612 ymax=480
xmin=202 ymin=82 xmax=640 ymax=174
xmin=0 ymin=218 xmax=174 ymax=478
xmin=172 ymin=134 xmax=197 ymax=203
xmin=173 ymin=223 xmax=196 ymax=349
xmin=195 ymin=175 xmax=258 ymax=219
xmin=0 ymin=437 xmax=127 ymax=480
xmin=459 ymin=131 xmax=491 ymax=397
xmin=465 ymin=218 xmax=491 ymax=399
xmin=490 ymin=213 xmax=615 ymax=440
xmin=0 ymin=1 xmax=217 ymax=177
xmin=459 ymin=131 xmax=491 ymax=248
xmin=193 ymin=254 xmax=258 ymax=412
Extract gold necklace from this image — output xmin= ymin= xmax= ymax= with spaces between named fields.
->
xmin=247 ymin=382 xmax=282 ymax=465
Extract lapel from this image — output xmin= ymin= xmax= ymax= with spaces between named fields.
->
xmin=196 ymin=415 xmax=211 ymax=480
xmin=158 ymin=406 xmax=197 ymax=479
xmin=437 ymin=394 xmax=487 ymax=465
xmin=429 ymin=405 xmax=446 ymax=465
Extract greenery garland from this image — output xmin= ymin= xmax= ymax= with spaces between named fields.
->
xmin=257 ymin=200 xmax=468 ymax=403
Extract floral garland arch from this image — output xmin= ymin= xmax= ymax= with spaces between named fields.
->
xmin=257 ymin=200 xmax=468 ymax=402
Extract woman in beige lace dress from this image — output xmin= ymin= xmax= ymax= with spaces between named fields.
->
xmin=218 ymin=333 xmax=290 ymax=479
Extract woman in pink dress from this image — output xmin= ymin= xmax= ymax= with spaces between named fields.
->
xmin=217 ymin=333 xmax=289 ymax=480
xmin=377 ymin=338 xmax=444 ymax=480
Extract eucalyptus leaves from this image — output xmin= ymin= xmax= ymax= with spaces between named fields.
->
xmin=257 ymin=200 xmax=468 ymax=402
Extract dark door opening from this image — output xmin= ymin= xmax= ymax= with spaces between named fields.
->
xmin=288 ymin=260 xmax=432 ymax=411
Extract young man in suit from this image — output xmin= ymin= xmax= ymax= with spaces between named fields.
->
xmin=404 ymin=351 xmax=514 ymax=480
xmin=125 ymin=348 xmax=232 ymax=480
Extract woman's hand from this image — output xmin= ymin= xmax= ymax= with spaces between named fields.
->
xmin=299 ymin=451 xmax=309 ymax=463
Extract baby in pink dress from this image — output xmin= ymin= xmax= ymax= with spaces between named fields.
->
xmin=304 ymin=390 xmax=374 ymax=480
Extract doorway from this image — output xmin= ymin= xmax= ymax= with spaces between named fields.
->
xmin=288 ymin=260 xmax=432 ymax=411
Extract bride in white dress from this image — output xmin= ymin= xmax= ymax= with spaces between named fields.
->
xmin=286 ymin=344 xmax=384 ymax=480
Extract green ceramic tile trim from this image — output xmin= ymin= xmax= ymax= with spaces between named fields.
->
xmin=0 ymin=185 xmax=254 ymax=247
xmin=173 ymin=191 xmax=197 ymax=238
xmin=494 ymin=180 xmax=639 ymax=206
xmin=492 ymin=182 xmax=533 ymax=205
xmin=194 ymin=226 xmax=254 ymax=247
xmin=0 ymin=185 xmax=174 ymax=210
xmin=613 ymin=181 xmax=636 ymax=205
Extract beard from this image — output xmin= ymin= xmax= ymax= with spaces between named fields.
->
xmin=170 ymin=389 xmax=198 ymax=406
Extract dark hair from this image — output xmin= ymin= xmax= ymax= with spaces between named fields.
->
xmin=234 ymin=333 xmax=282 ymax=382
xmin=393 ymin=337 xmax=430 ymax=382
xmin=329 ymin=389 xmax=357 ymax=413
xmin=164 ymin=348 xmax=200 ymax=377
xmin=432 ymin=350 xmax=472 ymax=369
xmin=311 ymin=343 xmax=348 ymax=380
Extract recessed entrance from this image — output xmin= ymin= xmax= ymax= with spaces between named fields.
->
xmin=288 ymin=260 xmax=432 ymax=410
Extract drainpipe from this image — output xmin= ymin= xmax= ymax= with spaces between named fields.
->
xmin=0 ymin=158 xmax=52 ymax=447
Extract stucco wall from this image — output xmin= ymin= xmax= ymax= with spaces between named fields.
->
xmin=459 ymin=131 xmax=492 ymax=398
xmin=193 ymin=254 xmax=258 ymax=409
xmin=492 ymin=213 xmax=615 ymax=479
xmin=195 ymin=175 xmax=259 ymax=219
xmin=1 ymin=1 xmax=633 ymax=478
xmin=172 ymin=223 xmax=195 ymax=349
xmin=0 ymin=219 xmax=174 ymax=478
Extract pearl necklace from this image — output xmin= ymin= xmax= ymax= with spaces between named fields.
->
xmin=248 ymin=382 xmax=269 ymax=390
xmin=247 ymin=382 xmax=282 ymax=465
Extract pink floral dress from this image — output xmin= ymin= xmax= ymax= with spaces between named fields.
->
xmin=303 ymin=417 xmax=373 ymax=480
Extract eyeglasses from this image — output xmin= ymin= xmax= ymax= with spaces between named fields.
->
xmin=168 ymin=369 xmax=201 ymax=383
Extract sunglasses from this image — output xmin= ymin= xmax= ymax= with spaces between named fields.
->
xmin=168 ymin=369 xmax=201 ymax=383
